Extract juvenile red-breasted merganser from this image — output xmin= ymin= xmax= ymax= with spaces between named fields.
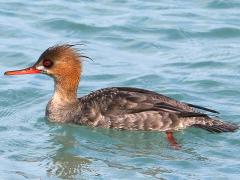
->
xmin=4 ymin=44 xmax=238 ymax=147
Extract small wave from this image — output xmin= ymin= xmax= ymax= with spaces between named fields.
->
xmin=38 ymin=18 xmax=106 ymax=35
xmin=187 ymin=61 xmax=227 ymax=68
xmin=207 ymin=0 xmax=240 ymax=9
xmin=196 ymin=27 xmax=240 ymax=39
xmin=163 ymin=27 xmax=240 ymax=40
xmin=120 ymin=74 xmax=161 ymax=86
xmin=183 ymin=79 xmax=224 ymax=88
xmin=83 ymin=74 xmax=122 ymax=81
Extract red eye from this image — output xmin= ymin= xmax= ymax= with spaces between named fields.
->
xmin=43 ymin=59 xmax=53 ymax=68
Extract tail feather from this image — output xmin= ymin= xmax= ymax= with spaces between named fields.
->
xmin=192 ymin=119 xmax=239 ymax=133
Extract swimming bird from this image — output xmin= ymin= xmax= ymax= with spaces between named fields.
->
xmin=4 ymin=44 xmax=238 ymax=147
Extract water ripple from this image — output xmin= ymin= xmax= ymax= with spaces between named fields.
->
xmin=0 ymin=0 xmax=240 ymax=179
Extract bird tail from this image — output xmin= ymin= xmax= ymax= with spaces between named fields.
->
xmin=192 ymin=118 xmax=239 ymax=133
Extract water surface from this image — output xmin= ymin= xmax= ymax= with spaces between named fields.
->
xmin=0 ymin=0 xmax=240 ymax=179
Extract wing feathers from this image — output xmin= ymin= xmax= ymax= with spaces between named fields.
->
xmin=186 ymin=103 xmax=219 ymax=114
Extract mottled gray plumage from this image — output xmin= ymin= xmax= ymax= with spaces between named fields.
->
xmin=5 ymin=44 xmax=238 ymax=134
xmin=46 ymin=86 xmax=238 ymax=132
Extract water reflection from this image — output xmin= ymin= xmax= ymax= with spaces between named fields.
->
xmin=47 ymin=152 xmax=90 ymax=179
xmin=46 ymin=124 xmax=92 ymax=179
xmin=42 ymin=120 xmax=213 ymax=179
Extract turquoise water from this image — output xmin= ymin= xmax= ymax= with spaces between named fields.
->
xmin=0 ymin=0 xmax=240 ymax=179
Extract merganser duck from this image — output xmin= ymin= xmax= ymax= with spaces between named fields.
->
xmin=4 ymin=44 xmax=238 ymax=147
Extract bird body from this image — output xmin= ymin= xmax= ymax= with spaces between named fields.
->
xmin=4 ymin=44 xmax=238 ymax=147
xmin=46 ymin=86 xmax=235 ymax=133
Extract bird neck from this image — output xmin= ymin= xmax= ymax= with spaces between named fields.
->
xmin=52 ymin=75 xmax=80 ymax=105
